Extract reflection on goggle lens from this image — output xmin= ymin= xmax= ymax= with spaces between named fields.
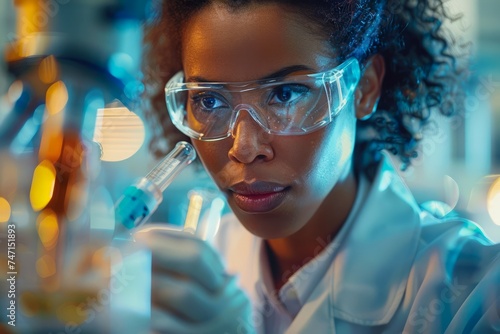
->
xmin=165 ymin=57 xmax=361 ymax=141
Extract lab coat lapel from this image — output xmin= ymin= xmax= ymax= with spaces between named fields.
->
xmin=331 ymin=153 xmax=422 ymax=325
xmin=288 ymin=153 xmax=422 ymax=332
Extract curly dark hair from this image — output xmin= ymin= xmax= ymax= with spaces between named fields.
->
xmin=142 ymin=0 xmax=466 ymax=175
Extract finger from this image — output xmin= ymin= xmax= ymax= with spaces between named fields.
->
xmin=150 ymin=277 xmax=254 ymax=334
xmin=151 ymin=273 xmax=220 ymax=323
xmin=134 ymin=226 xmax=226 ymax=292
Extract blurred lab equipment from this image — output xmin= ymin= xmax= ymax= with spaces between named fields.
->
xmin=182 ymin=188 xmax=225 ymax=243
xmin=0 ymin=0 xmax=151 ymax=333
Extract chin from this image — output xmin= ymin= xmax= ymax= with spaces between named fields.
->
xmin=233 ymin=208 xmax=304 ymax=240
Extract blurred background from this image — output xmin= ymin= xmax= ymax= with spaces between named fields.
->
xmin=0 ymin=0 xmax=220 ymax=232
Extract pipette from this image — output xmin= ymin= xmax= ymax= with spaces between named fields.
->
xmin=114 ymin=141 xmax=197 ymax=239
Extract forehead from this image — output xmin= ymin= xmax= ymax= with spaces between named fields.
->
xmin=181 ymin=2 xmax=335 ymax=82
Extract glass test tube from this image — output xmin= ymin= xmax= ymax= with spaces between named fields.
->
xmin=114 ymin=141 xmax=196 ymax=238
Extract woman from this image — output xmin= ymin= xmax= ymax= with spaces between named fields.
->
xmin=136 ymin=0 xmax=500 ymax=333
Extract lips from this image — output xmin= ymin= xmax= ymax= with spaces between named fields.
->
xmin=229 ymin=181 xmax=289 ymax=213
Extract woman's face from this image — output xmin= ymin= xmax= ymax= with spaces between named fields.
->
xmin=181 ymin=3 xmax=359 ymax=239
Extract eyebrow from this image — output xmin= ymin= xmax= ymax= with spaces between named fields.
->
xmin=185 ymin=65 xmax=314 ymax=83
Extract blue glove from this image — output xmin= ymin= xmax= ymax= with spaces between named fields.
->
xmin=134 ymin=225 xmax=255 ymax=334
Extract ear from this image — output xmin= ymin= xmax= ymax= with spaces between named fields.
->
xmin=354 ymin=54 xmax=385 ymax=120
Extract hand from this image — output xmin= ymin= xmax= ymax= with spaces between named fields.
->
xmin=134 ymin=225 xmax=255 ymax=334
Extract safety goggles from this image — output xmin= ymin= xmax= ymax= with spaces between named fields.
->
xmin=165 ymin=57 xmax=360 ymax=141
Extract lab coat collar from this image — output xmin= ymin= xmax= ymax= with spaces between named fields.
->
xmin=330 ymin=151 xmax=422 ymax=325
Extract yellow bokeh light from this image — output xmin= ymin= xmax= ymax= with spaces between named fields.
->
xmin=30 ymin=160 xmax=56 ymax=212
xmin=0 ymin=197 xmax=11 ymax=223
xmin=39 ymin=109 xmax=64 ymax=162
xmin=36 ymin=210 xmax=59 ymax=250
xmin=38 ymin=55 xmax=59 ymax=84
xmin=487 ymin=177 xmax=500 ymax=226
xmin=36 ymin=255 xmax=56 ymax=278
xmin=46 ymin=81 xmax=68 ymax=115
xmin=16 ymin=1 xmax=40 ymax=36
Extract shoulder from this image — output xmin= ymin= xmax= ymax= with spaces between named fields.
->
xmin=417 ymin=211 xmax=500 ymax=280
xmin=404 ymin=212 xmax=500 ymax=332
xmin=368 ymin=152 xmax=499 ymax=284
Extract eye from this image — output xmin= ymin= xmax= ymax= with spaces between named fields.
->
xmin=190 ymin=92 xmax=229 ymax=112
xmin=200 ymin=96 xmax=219 ymax=109
xmin=269 ymin=84 xmax=310 ymax=105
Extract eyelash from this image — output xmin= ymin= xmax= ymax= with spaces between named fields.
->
xmin=268 ymin=84 xmax=310 ymax=105
xmin=188 ymin=83 xmax=311 ymax=112
xmin=190 ymin=91 xmax=229 ymax=111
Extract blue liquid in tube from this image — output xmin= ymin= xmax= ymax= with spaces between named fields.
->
xmin=114 ymin=141 xmax=196 ymax=239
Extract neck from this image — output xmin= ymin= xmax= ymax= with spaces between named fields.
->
xmin=265 ymin=169 xmax=358 ymax=291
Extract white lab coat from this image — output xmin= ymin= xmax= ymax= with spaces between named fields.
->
xmin=213 ymin=153 xmax=500 ymax=333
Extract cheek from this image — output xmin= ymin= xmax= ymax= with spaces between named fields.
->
xmin=192 ymin=141 xmax=230 ymax=185
xmin=305 ymin=112 xmax=356 ymax=190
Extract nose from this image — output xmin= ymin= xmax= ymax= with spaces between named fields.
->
xmin=228 ymin=108 xmax=274 ymax=164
